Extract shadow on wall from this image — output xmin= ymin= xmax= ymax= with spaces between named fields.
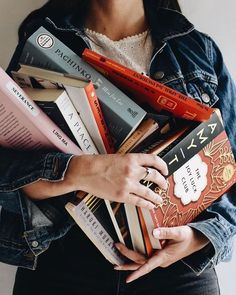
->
xmin=0 ymin=0 xmax=47 ymax=69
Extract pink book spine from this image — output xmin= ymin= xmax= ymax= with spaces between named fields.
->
xmin=0 ymin=67 xmax=82 ymax=155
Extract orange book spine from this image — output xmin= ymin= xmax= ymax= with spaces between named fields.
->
xmin=84 ymin=82 xmax=114 ymax=153
xmin=82 ymin=49 xmax=214 ymax=122
xmin=137 ymin=207 xmax=153 ymax=257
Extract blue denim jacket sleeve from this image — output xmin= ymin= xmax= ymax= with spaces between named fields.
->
xmin=0 ymin=148 xmax=73 ymax=199
xmin=0 ymin=18 xmax=74 ymax=200
xmin=182 ymin=36 xmax=236 ymax=274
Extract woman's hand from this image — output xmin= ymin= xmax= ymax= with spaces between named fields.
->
xmin=114 ymin=225 xmax=209 ymax=283
xmin=64 ymin=153 xmax=168 ymax=209
xmin=22 ymin=153 xmax=168 ymax=208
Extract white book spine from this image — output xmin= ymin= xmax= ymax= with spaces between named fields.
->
xmin=56 ymin=91 xmax=98 ymax=154
xmin=124 ymin=203 xmax=146 ymax=255
xmin=66 ymin=86 xmax=107 ymax=154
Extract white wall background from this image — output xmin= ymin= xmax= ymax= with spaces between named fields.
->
xmin=0 ymin=0 xmax=235 ymax=294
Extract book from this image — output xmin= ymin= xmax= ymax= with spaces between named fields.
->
xmin=2 ymin=67 xmax=121 ymax=264
xmin=117 ymin=116 xmax=164 ymax=154
xmin=65 ymin=191 xmax=126 ymax=265
xmin=139 ymin=109 xmax=236 ymax=251
xmin=13 ymin=65 xmax=114 ymax=154
xmin=105 ymin=201 xmax=133 ymax=249
xmin=123 ymin=203 xmax=147 ymax=255
xmin=19 ymin=26 xmax=147 ymax=148
xmin=82 ymin=48 xmax=214 ymax=122
xmin=0 ymin=67 xmax=82 ymax=155
xmin=104 ymin=114 xmax=172 ymax=254
xmin=24 ymin=88 xmax=98 ymax=154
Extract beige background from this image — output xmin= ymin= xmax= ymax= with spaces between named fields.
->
xmin=0 ymin=0 xmax=236 ymax=294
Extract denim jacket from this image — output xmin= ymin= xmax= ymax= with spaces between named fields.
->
xmin=1 ymin=8 xmax=236 ymax=274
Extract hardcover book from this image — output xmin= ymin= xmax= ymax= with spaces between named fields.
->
xmin=0 ymin=67 xmax=82 ymax=155
xmin=82 ymin=48 xmax=214 ymax=122
xmin=19 ymin=27 xmax=147 ymax=147
xmin=139 ymin=110 xmax=236 ymax=251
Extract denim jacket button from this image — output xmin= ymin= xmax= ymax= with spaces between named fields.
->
xmin=154 ymin=71 xmax=165 ymax=80
xmin=201 ymin=93 xmax=210 ymax=104
xmin=31 ymin=241 xmax=39 ymax=248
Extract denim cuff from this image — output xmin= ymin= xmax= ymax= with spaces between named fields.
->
xmin=182 ymin=217 xmax=231 ymax=275
xmin=0 ymin=151 xmax=74 ymax=192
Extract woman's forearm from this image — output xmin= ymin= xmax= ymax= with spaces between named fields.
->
xmin=22 ymin=154 xmax=169 ymax=210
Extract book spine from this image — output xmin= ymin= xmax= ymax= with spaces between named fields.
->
xmin=124 ymin=203 xmax=146 ymax=255
xmin=137 ymin=207 xmax=156 ymax=256
xmin=159 ymin=111 xmax=224 ymax=176
xmin=82 ymin=49 xmax=214 ymax=122
xmin=0 ymin=68 xmax=82 ymax=155
xmin=137 ymin=207 xmax=161 ymax=252
xmin=55 ymin=91 xmax=98 ymax=154
xmin=65 ymin=198 xmax=125 ymax=265
xmin=35 ymin=101 xmax=78 ymax=145
xmin=84 ymin=82 xmax=114 ymax=154
xmin=117 ymin=118 xmax=159 ymax=154
xmin=20 ymin=27 xmax=146 ymax=147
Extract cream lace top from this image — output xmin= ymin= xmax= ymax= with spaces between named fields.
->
xmin=84 ymin=28 xmax=154 ymax=75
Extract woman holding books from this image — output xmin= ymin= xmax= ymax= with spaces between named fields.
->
xmin=1 ymin=0 xmax=236 ymax=294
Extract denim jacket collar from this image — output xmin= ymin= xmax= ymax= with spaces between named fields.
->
xmin=47 ymin=8 xmax=195 ymax=43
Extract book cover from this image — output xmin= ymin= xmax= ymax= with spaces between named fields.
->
xmin=13 ymin=65 xmax=114 ymax=154
xmin=24 ymin=88 xmax=98 ymax=154
xmin=0 ymin=67 xmax=82 ymax=155
xmin=19 ymin=27 xmax=147 ymax=148
xmin=139 ymin=110 xmax=236 ymax=251
xmin=65 ymin=192 xmax=126 ymax=265
xmin=82 ymin=48 xmax=214 ymax=122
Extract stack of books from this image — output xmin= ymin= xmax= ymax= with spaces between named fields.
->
xmin=1 ymin=26 xmax=236 ymax=266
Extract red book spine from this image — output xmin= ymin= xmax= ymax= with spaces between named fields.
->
xmin=84 ymin=82 xmax=114 ymax=153
xmin=82 ymin=49 xmax=214 ymax=122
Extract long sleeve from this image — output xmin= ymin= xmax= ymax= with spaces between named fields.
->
xmin=183 ymin=36 xmax=236 ymax=274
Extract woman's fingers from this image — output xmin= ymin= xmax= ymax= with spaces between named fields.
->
xmin=126 ymin=253 xmax=164 ymax=283
xmin=115 ymin=243 xmax=146 ymax=264
xmin=114 ymin=263 xmax=141 ymax=271
xmin=140 ymin=167 xmax=168 ymax=190
xmin=137 ymin=154 xmax=169 ymax=176
xmin=131 ymin=185 xmax=163 ymax=206
xmin=126 ymin=194 xmax=156 ymax=209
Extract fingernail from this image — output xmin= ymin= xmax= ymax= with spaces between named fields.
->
xmin=164 ymin=181 xmax=168 ymax=190
xmin=148 ymin=203 xmax=156 ymax=210
xmin=153 ymin=228 xmax=161 ymax=238
xmin=126 ymin=277 xmax=134 ymax=284
xmin=114 ymin=266 xmax=121 ymax=270
xmin=155 ymin=195 xmax=163 ymax=204
xmin=115 ymin=243 xmax=121 ymax=250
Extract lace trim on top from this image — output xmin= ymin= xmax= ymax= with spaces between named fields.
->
xmin=84 ymin=28 xmax=154 ymax=75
